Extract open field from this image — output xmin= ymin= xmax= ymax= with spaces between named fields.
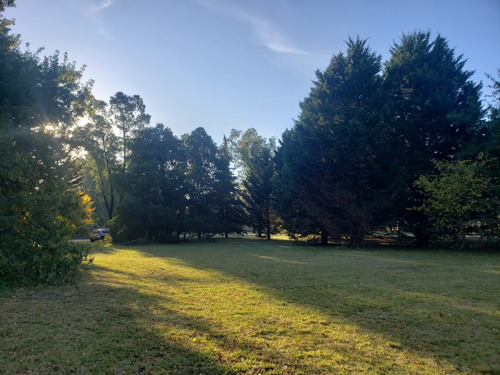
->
xmin=1 ymin=238 xmax=499 ymax=374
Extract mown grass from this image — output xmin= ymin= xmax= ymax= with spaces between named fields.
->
xmin=1 ymin=238 xmax=499 ymax=374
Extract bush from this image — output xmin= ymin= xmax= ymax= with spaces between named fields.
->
xmin=0 ymin=240 xmax=92 ymax=286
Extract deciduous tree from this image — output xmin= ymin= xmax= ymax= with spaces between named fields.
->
xmin=109 ymin=92 xmax=151 ymax=173
xmin=78 ymin=100 xmax=119 ymax=221
xmin=415 ymin=160 xmax=498 ymax=247
xmin=0 ymin=13 xmax=93 ymax=284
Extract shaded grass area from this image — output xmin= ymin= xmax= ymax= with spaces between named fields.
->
xmin=1 ymin=238 xmax=499 ymax=374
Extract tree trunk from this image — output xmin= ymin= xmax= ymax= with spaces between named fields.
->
xmin=103 ymin=188 xmax=114 ymax=220
xmin=321 ymin=232 xmax=328 ymax=246
xmin=414 ymin=229 xmax=430 ymax=247
xmin=409 ymin=214 xmax=431 ymax=248
xmin=266 ymin=201 xmax=271 ymax=240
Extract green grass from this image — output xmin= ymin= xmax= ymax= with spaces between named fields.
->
xmin=1 ymin=238 xmax=499 ymax=374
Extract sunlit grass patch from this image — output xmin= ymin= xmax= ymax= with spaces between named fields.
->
xmin=1 ymin=239 xmax=499 ymax=374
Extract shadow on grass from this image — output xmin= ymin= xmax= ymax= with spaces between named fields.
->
xmin=1 ymin=255 xmax=328 ymax=374
xmin=0 ymin=270 xmax=234 ymax=374
xmin=83 ymin=263 xmax=331 ymax=374
xmin=4 ymin=239 xmax=497 ymax=374
xmin=135 ymin=238 xmax=500 ymax=373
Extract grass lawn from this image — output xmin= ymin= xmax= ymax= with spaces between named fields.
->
xmin=1 ymin=238 xmax=499 ymax=374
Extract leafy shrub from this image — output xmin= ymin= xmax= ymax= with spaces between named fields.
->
xmin=0 ymin=240 xmax=92 ymax=286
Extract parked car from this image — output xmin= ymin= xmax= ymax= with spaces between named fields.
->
xmin=89 ymin=228 xmax=110 ymax=242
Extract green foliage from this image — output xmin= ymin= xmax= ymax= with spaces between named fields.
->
xmin=109 ymin=91 xmax=151 ymax=173
xmin=0 ymin=241 xmax=91 ymax=287
xmin=4 ymin=4 xmax=494 ymax=255
xmin=242 ymin=143 xmax=276 ymax=238
xmin=0 ymin=0 xmax=15 ymax=12
xmin=384 ymin=31 xmax=483 ymax=246
xmin=415 ymin=160 xmax=499 ymax=246
xmin=111 ymin=125 xmax=243 ymax=242
xmin=183 ymin=127 xmax=241 ymax=238
xmin=76 ymin=100 xmax=120 ymax=221
xmin=115 ymin=124 xmax=187 ymax=242
xmin=275 ymin=37 xmax=388 ymax=245
xmin=215 ymin=136 xmax=246 ymax=237
xmin=412 ymin=72 xmax=500 ymax=247
xmin=484 ymin=70 xmax=500 ymax=184
xmin=229 ymin=128 xmax=277 ymax=238
xmin=0 ymin=13 xmax=93 ymax=285
xmin=0 ymin=131 xmax=93 ymax=284
xmin=76 ymin=92 xmax=150 ymax=222
xmin=275 ymin=32 xmax=486 ymax=247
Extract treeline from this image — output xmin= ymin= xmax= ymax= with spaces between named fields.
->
xmin=80 ymin=34 xmax=500 ymax=248
xmin=79 ymin=101 xmax=276 ymax=242
xmin=1 ymin=0 xmax=499 ymax=285
xmin=276 ymin=36 xmax=499 ymax=248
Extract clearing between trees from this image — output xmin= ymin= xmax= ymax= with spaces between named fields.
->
xmin=1 ymin=238 xmax=499 ymax=374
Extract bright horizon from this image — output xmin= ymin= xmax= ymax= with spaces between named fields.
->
xmin=5 ymin=0 xmax=500 ymax=143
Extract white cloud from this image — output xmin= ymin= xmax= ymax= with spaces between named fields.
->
xmin=197 ymin=0 xmax=312 ymax=55
xmin=68 ymin=0 xmax=114 ymax=17
xmin=89 ymin=0 xmax=113 ymax=14
xmin=243 ymin=13 xmax=312 ymax=55
xmin=67 ymin=0 xmax=114 ymax=39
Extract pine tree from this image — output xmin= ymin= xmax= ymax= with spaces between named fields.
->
xmin=384 ymin=31 xmax=483 ymax=246
xmin=275 ymin=37 xmax=388 ymax=245
xmin=116 ymin=124 xmax=187 ymax=242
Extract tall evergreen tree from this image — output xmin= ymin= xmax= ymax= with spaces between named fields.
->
xmin=275 ymin=37 xmax=388 ymax=245
xmin=484 ymin=70 xmax=500 ymax=185
xmin=116 ymin=124 xmax=187 ymax=242
xmin=183 ymin=127 xmax=228 ymax=238
xmin=230 ymin=129 xmax=277 ymax=239
xmin=216 ymin=136 xmax=245 ymax=238
xmin=242 ymin=145 xmax=275 ymax=239
xmin=384 ymin=31 xmax=483 ymax=246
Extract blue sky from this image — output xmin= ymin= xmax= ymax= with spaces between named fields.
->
xmin=5 ymin=0 xmax=500 ymax=143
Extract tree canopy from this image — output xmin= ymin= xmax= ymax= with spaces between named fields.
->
xmin=274 ymin=32 xmax=494 ymax=247
xmin=0 ymin=10 xmax=93 ymax=285
xmin=275 ymin=37 xmax=390 ymax=245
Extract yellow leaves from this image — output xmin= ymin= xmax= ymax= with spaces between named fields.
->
xmin=19 ymin=210 xmax=30 ymax=224
xmin=79 ymin=193 xmax=95 ymax=225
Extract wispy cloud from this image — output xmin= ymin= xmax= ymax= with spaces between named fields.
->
xmin=89 ymin=0 xmax=113 ymax=14
xmin=67 ymin=0 xmax=114 ymax=38
xmin=69 ymin=0 xmax=114 ymax=17
xmin=242 ymin=13 xmax=312 ymax=55
xmin=197 ymin=0 xmax=312 ymax=55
